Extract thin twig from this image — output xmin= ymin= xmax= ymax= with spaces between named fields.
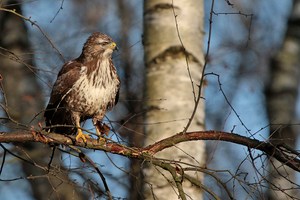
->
xmin=68 ymin=145 xmax=113 ymax=200
xmin=50 ymin=0 xmax=65 ymax=23
xmin=204 ymin=72 xmax=252 ymax=136
xmin=183 ymin=0 xmax=215 ymax=133
xmin=171 ymin=0 xmax=196 ymax=104
xmin=0 ymin=146 xmax=6 ymax=175
xmin=47 ymin=146 xmax=56 ymax=172
xmin=0 ymin=7 xmax=65 ymax=62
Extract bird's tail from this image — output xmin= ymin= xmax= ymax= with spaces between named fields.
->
xmin=44 ymin=104 xmax=76 ymax=135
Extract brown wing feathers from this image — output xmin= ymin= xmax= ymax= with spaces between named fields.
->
xmin=44 ymin=61 xmax=82 ymax=134
xmin=44 ymin=32 xmax=120 ymax=136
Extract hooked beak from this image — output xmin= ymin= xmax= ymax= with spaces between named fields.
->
xmin=110 ymin=42 xmax=118 ymax=51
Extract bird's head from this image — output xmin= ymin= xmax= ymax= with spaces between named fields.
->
xmin=82 ymin=32 xmax=117 ymax=61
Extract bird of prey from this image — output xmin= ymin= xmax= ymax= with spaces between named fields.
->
xmin=44 ymin=32 xmax=120 ymax=142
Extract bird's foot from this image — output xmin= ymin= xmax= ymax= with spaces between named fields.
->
xmin=75 ymin=129 xmax=90 ymax=143
xmin=98 ymin=136 xmax=107 ymax=144
xmin=94 ymin=121 xmax=110 ymax=143
xmin=95 ymin=121 xmax=110 ymax=136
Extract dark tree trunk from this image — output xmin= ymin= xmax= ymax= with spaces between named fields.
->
xmin=0 ymin=1 xmax=87 ymax=199
xmin=265 ymin=0 xmax=300 ymax=199
xmin=116 ymin=1 xmax=145 ymax=199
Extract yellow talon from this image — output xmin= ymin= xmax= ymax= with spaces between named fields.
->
xmin=75 ymin=128 xmax=90 ymax=143
xmin=95 ymin=124 xmax=108 ymax=143
xmin=98 ymin=136 xmax=106 ymax=143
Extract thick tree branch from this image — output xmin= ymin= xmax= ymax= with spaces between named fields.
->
xmin=0 ymin=130 xmax=299 ymax=172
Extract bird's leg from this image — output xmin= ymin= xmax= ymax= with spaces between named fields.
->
xmin=74 ymin=117 xmax=89 ymax=143
xmin=93 ymin=117 xmax=109 ymax=142
xmin=94 ymin=119 xmax=101 ymax=137
xmin=93 ymin=118 xmax=103 ymax=140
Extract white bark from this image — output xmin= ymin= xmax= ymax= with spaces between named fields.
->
xmin=143 ymin=0 xmax=205 ymax=199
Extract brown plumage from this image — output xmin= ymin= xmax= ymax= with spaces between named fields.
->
xmin=44 ymin=32 xmax=120 ymax=142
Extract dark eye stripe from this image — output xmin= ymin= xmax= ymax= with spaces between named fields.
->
xmin=98 ymin=42 xmax=109 ymax=45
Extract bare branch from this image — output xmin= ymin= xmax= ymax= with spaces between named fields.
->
xmin=0 ymin=130 xmax=299 ymax=172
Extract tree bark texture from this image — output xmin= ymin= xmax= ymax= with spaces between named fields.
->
xmin=143 ymin=0 xmax=205 ymax=199
xmin=265 ymin=0 xmax=300 ymax=199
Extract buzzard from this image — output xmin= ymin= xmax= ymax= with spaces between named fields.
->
xmin=44 ymin=32 xmax=120 ymax=142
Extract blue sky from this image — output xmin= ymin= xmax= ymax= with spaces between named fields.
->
xmin=1 ymin=0 xmax=298 ymax=199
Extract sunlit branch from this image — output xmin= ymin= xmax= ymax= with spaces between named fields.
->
xmin=0 ymin=130 xmax=299 ymax=173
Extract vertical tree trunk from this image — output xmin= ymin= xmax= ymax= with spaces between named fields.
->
xmin=265 ymin=0 xmax=300 ymax=199
xmin=0 ymin=1 xmax=86 ymax=199
xmin=116 ymin=2 xmax=145 ymax=199
xmin=143 ymin=0 xmax=205 ymax=199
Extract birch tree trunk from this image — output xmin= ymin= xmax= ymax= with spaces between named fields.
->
xmin=265 ymin=0 xmax=300 ymax=199
xmin=143 ymin=0 xmax=205 ymax=199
